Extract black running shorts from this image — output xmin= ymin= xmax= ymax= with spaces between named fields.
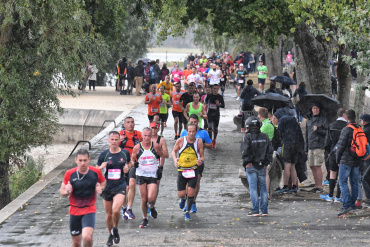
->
xmin=172 ymin=110 xmax=186 ymax=124
xmin=282 ymin=143 xmax=299 ymax=164
xmin=70 ymin=213 xmax=95 ymax=236
xmin=136 ymin=175 xmax=158 ymax=185
xmin=177 ymin=169 xmax=199 ymax=191
xmin=159 ymin=113 xmax=168 ymax=122
xmin=101 ymin=189 xmax=126 ymax=201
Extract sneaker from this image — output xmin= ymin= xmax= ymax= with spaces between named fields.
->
xmin=337 ymin=208 xmax=352 ymax=217
xmin=262 ymin=212 xmax=268 ymax=216
xmin=164 ymin=122 xmax=167 ymax=127
xmin=183 ymin=204 xmax=187 ymax=212
xmin=125 ymin=209 xmax=135 ymax=219
xmin=148 ymin=208 xmax=151 ymax=213
xmin=247 ymin=211 xmax=260 ymax=217
xmin=106 ymin=234 xmax=114 ymax=246
xmin=184 ymin=212 xmax=192 ymax=221
xmin=355 ymin=201 xmax=363 ymax=209
xmin=121 ymin=208 xmax=128 ymax=220
xmin=334 ymin=197 xmax=343 ymax=203
xmin=236 ymin=97 xmax=240 ymax=100
xmin=179 ymin=198 xmax=186 ymax=209
xmin=140 ymin=218 xmax=149 ymax=228
xmin=320 ymin=194 xmax=333 ymax=202
xmin=112 ymin=227 xmax=120 ymax=244
xmin=289 ymin=187 xmax=299 ymax=193
xmin=191 ymin=203 xmax=197 ymax=213
xmin=150 ymin=207 xmax=158 ymax=219
xmin=310 ymin=188 xmax=324 ymax=193
xmin=278 ymin=187 xmax=289 ymax=195
xmin=322 ymin=180 xmax=330 ymax=186
xmin=174 ymin=135 xmax=179 ymax=140
xmin=212 ymin=140 xmax=216 ymax=149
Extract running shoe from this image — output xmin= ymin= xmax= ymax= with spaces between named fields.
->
xmin=191 ymin=203 xmax=197 ymax=213
xmin=213 ymin=140 xmax=216 ymax=149
xmin=337 ymin=208 xmax=352 ymax=217
xmin=179 ymin=198 xmax=186 ymax=209
xmin=164 ymin=122 xmax=167 ymax=127
xmin=106 ymin=234 xmax=114 ymax=246
xmin=236 ymin=97 xmax=240 ymax=101
xmin=183 ymin=204 xmax=187 ymax=212
xmin=148 ymin=208 xmax=151 ymax=213
xmin=121 ymin=208 xmax=128 ymax=220
xmin=184 ymin=212 xmax=192 ymax=221
xmin=112 ymin=227 xmax=120 ymax=244
xmin=289 ymin=187 xmax=299 ymax=193
xmin=125 ymin=209 xmax=135 ymax=219
xmin=322 ymin=180 xmax=330 ymax=185
xmin=278 ymin=187 xmax=289 ymax=195
xmin=334 ymin=197 xmax=343 ymax=203
xmin=355 ymin=201 xmax=363 ymax=209
xmin=140 ymin=218 xmax=149 ymax=228
xmin=150 ymin=207 xmax=158 ymax=219
xmin=174 ymin=135 xmax=179 ymax=140
xmin=309 ymin=188 xmax=324 ymax=193
xmin=247 ymin=211 xmax=260 ymax=217
xmin=320 ymin=194 xmax=333 ymax=202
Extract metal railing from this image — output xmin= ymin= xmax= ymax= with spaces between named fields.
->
xmin=69 ymin=141 xmax=91 ymax=157
xmin=98 ymin=120 xmax=116 ymax=133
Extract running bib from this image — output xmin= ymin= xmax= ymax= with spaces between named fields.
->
xmin=140 ymin=156 xmax=155 ymax=165
xmin=259 ymin=71 xmax=264 ymax=75
xmin=159 ymin=102 xmax=165 ymax=108
xmin=221 ymin=78 xmax=225 ymax=81
xmin=174 ymin=100 xmax=180 ymax=105
xmin=182 ymin=169 xmax=195 ymax=178
xmin=238 ymin=80 xmax=244 ymax=83
xmin=108 ymin=169 xmax=121 ymax=180
xmin=209 ymin=103 xmax=217 ymax=109
xmin=151 ymin=108 xmax=158 ymax=113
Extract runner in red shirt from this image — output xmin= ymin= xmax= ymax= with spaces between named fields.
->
xmin=171 ymin=83 xmax=186 ymax=139
xmin=145 ymin=84 xmax=163 ymax=123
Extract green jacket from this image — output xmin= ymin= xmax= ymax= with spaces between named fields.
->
xmin=260 ymin=118 xmax=274 ymax=141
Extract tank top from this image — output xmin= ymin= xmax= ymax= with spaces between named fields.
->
xmin=209 ymin=69 xmax=220 ymax=85
xmin=178 ymin=137 xmax=200 ymax=171
xmin=189 ymin=102 xmax=203 ymax=128
xmin=136 ymin=142 xmax=159 ymax=178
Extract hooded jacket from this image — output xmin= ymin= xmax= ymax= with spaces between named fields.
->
xmin=241 ymin=128 xmax=273 ymax=169
xmin=240 ymin=85 xmax=261 ymax=111
xmin=305 ymin=113 xmax=328 ymax=152
xmin=324 ymin=117 xmax=347 ymax=153
xmin=336 ymin=122 xmax=362 ymax=166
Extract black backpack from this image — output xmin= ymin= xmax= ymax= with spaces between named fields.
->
xmin=269 ymin=122 xmax=281 ymax=151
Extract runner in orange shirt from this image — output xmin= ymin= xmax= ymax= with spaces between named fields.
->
xmin=183 ymin=64 xmax=193 ymax=90
xmin=145 ymin=84 xmax=163 ymax=123
xmin=170 ymin=82 xmax=186 ymax=140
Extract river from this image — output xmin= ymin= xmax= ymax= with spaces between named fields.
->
xmin=145 ymin=52 xmax=189 ymax=63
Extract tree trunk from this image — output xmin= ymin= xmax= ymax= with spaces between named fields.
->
xmin=354 ymin=74 xmax=368 ymax=122
xmin=293 ymin=23 xmax=332 ymax=95
xmin=294 ymin=42 xmax=310 ymax=91
xmin=265 ymin=35 xmax=284 ymax=78
xmin=0 ymin=157 xmax=10 ymax=209
xmin=337 ymin=45 xmax=352 ymax=109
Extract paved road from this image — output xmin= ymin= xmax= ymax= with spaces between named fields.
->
xmin=0 ymin=87 xmax=369 ymax=246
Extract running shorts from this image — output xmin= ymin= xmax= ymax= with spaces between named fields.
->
xmin=258 ymin=78 xmax=266 ymax=85
xmin=282 ymin=143 xmax=300 ymax=164
xmin=172 ymin=110 xmax=186 ymax=124
xmin=159 ymin=113 xmax=168 ymax=122
xmin=208 ymin=115 xmax=220 ymax=130
xmin=177 ymin=169 xmax=199 ymax=191
xmin=70 ymin=213 xmax=95 ymax=236
xmin=136 ymin=175 xmax=158 ymax=185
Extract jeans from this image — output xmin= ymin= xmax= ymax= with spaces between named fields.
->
xmin=246 ymin=166 xmax=268 ymax=214
xmin=338 ymin=164 xmax=359 ymax=210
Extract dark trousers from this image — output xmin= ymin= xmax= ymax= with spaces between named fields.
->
xmin=89 ymin=80 xmax=96 ymax=90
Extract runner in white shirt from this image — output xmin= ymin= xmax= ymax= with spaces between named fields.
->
xmin=207 ymin=64 xmax=221 ymax=86
xmin=187 ymin=67 xmax=201 ymax=87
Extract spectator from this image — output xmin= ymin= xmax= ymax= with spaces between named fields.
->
xmin=161 ymin=63 xmax=170 ymax=81
xmin=87 ymin=63 xmax=98 ymax=91
xmin=240 ymin=80 xmax=262 ymax=112
xmin=126 ymin=62 xmax=135 ymax=95
xmin=292 ymin=82 xmax=308 ymax=123
xmin=134 ymin=60 xmax=145 ymax=96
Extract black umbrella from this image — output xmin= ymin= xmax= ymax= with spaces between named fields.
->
xmin=269 ymin=75 xmax=297 ymax=85
xmin=251 ymin=93 xmax=294 ymax=111
xmin=296 ymin=94 xmax=342 ymax=122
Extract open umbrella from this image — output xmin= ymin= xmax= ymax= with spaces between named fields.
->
xmin=269 ymin=75 xmax=297 ymax=85
xmin=296 ymin=94 xmax=342 ymax=122
xmin=251 ymin=93 xmax=294 ymax=112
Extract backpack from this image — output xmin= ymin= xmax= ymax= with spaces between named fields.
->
xmin=269 ymin=122 xmax=281 ymax=151
xmin=120 ymin=129 xmax=140 ymax=149
xmin=347 ymin=124 xmax=367 ymax=157
xmin=149 ymin=65 xmax=157 ymax=79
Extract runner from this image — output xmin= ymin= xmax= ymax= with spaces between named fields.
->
xmin=257 ymin=60 xmax=268 ymax=93
xmin=180 ymin=114 xmax=212 ymax=213
xmin=171 ymin=65 xmax=184 ymax=84
xmin=220 ymin=63 xmax=228 ymax=96
xmin=172 ymin=124 xmax=204 ymax=221
xmin=170 ymin=82 xmax=186 ymax=140
xmin=158 ymin=85 xmax=171 ymax=135
xmin=187 ymin=67 xmax=201 ymax=87
xmin=131 ymin=127 xmax=165 ymax=228
xmin=97 ymin=131 xmax=130 ymax=246
xmin=206 ymin=84 xmax=225 ymax=148
xmin=183 ymin=64 xmax=193 ymax=90
xmin=180 ymin=82 xmax=196 ymax=128
xmin=236 ymin=63 xmax=248 ymax=100
xmin=207 ymin=63 xmax=221 ymax=86
xmin=145 ymin=84 xmax=163 ymax=123
xmin=119 ymin=117 xmax=142 ymax=221
xmin=157 ymin=75 xmax=173 ymax=95
xmin=60 ymin=149 xmax=106 ymax=247
xmin=183 ymin=92 xmax=207 ymax=128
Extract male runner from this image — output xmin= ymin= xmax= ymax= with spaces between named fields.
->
xmin=157 ymin=75 xmax=173 ymax=95
xmin=187 ymin=67 xmax=201 ymax=87
xmin=206 ymin=84 xmax=225 ymax=148
xmin=183 ymin=92 xmax=207 ymax=128
xmin=207 ymin=63 xmax=221 ymax=86
xmin=97 ymin=131 xmax=130 ymax=246
xmin=131 ymin=127 xmax=165 ymax=228
xmin=172 ymin=124 xmax=204 ymax=221
xmin=171 ymin=82 xmax=186 ymax=140
xmin=119 ymin=117 xmax=142 ymax=221
xmin=180 ymin=114 xmax=212 ymax=212
xmin=158 ymin=85 xmax=171 ymax=135
xmin=183 ymin=64 xmax=193 ymax=90
xmin=236 ymin=63 xmax=248 ymax=100
xmin=180 ymin=82 xmax=196 ymax=128
xmin=145 ymin=84 xmax=163 ymax=123
xmin=61 ymin=149 xmax=106 ymax=247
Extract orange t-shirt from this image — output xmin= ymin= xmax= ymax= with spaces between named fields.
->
xmin=171 ymin=90 xmax=186 ymax=112
xmin=119 ymin=130 xmax=142 ymax=156
xmin=145 ymin=93 xmax=163 ymax=116
xmin=183 ymin=69 xmax=193 ymax=81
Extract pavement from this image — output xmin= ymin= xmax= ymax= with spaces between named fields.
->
xmin=0 ymin=86 xmax=370 ymax=246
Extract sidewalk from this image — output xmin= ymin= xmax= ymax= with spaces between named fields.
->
xmin=0 ymin=86 xmax=369 ymax=246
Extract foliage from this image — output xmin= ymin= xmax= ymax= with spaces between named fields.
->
xmin=9 ymin=156 xmax=44 ymax=201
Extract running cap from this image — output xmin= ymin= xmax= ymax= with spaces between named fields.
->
xmin=239 ymin=63 xmax=244 ymax=66
xmin=360 ymin=114 xmax=370 ymax=122
xmin=150 ymin=122 xmax=159 ymax=128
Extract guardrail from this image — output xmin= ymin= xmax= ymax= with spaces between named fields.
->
xmin=98 ymin=120 xmax=116 ymax=133
xmin=69 ymin=141 xmax=91 ymax=157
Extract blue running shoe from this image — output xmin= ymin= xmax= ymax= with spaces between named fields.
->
xmin=278 ymin=187 xmax=289 ymax=195
xmin=179 ymin=198 xmax=186 ymax=209
xmin=183 ymin=205 xmax=187 ymax=212
xmin=125 ymin=209 xmax=135 ymax=219
xmin=121 ymin=207 xmax=128 ymax=220
xmin=289 ymin=188 xmax=298 ymax=193
xmin=191 ymin=203 xmax=197 ymax=213
xmin=320 ymin=194 xmax=333 ymax=202
xmin=184 ymin=212 xmax=192 ymax=221
xmin=334 ymin=197 xmax=343 ymax=203
xmin=148 ymin=208 xmax=151 ymax=213
xmin=322 ymin=180 xmax=330 ymax=186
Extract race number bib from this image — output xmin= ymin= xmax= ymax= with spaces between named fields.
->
xmin=174 ymin=100 xmax=180 ymax=105
xmin=182 ymin=169 xmax=196 ymax=178
xmin=159 ymin=102 xmax=165 ymax=108
xmin=259 ymin=71 xmax=264 ymax=75
xmin=221 ymin=78 xmax=225 ymax=81
xmin=151 ymin=107 xmax=158 ymax=113
xmin=238 ymin=79 xmax=244 ymax=83
xmin=209 ymin=103 xmax=217 ymax=109
xmin=108 ymin=169 xmax=121 ymax=180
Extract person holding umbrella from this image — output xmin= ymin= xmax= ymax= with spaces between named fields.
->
xmin=305 ymin=103 xmax=329 ymax=193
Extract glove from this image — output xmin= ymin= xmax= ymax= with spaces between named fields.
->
xmin=157 ymin=166 xmax=163 ymax=180
xmin=134 ymin=162 xmax=139 ymax=168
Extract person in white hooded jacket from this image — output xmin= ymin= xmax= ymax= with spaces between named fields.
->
xmin=88 ymin=64 xmax=99 ymax=91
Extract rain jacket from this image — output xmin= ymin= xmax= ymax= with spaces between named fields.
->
xmin=240 ymin=85 xmax=262 ymax=111
xmin=324 ymin=117 xmax=347 ymax=153
xmin=363 ymin=123 xmax=370 ymax=141
xmin=305 ymin=113 xmax=328 ymax=152
xmin=336 ymin=122 xmax=362 ymax=166
xmin=241 ymin=128 xmax=273 ymax=169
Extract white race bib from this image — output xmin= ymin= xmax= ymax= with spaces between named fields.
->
xmin=221 ymin=78 xmax=225 ymax=81
xmin=108 ymin=169 xmax=121 ymax=180
xmin=238 ymin=79 xmax=244 ymax=83
xmin=151 ymin=107 xmax=158 ymax=113
xmin=174 ymin=100 xmax=180 ymax=105
xmin=209 ymin=103 xmax=217 ymax=109
xmin=182 ymin=169 xmax=196 ymax=178
xmin=159 ymin=103 xmax=165 ymax=108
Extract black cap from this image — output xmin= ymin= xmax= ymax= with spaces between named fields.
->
xmin=360 ymin=114 xmax=370 ymax=122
